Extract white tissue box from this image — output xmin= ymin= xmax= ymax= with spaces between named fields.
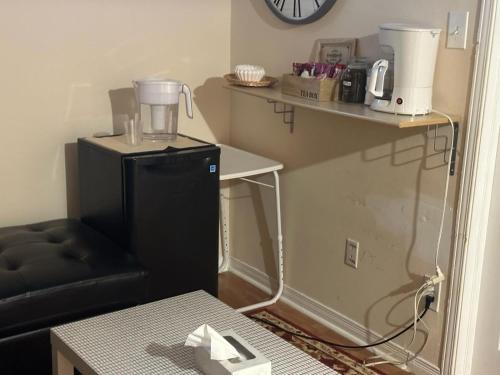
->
xmin=194 ymin=329 xmax=271 ymax=375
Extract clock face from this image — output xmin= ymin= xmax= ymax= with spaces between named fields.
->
xmin=265 ymin=0 xmax=337 ymax=24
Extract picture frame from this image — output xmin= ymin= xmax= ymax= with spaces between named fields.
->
xmin=311 ymin=38 xmax=357 ymax=65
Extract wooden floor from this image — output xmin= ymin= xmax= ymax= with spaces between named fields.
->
xmin=218 ymin=272 xmax=411 ymax=375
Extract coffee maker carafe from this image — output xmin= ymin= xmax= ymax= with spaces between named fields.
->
xmin=133 ymin=79 xmax=193 ymax=140
xmin=368 ymin=24 xmax=441 ymax=116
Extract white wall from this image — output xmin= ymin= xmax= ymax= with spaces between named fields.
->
xmin=471 ymin=148 xmax=500 ymax=372
xmin=229 ymin=0 xmax=478 ymax=368
xmin=0 ymin=0 xmax=231 ymax=226
xmin=469 ymin=2 xmax=500 ymax=371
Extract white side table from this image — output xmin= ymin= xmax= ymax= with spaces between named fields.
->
xmin=218 ymin=144 xmax=284 ymax=313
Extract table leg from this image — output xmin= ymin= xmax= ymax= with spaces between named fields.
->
xmin=237 ymin=171 xmax=284 ymax=313
xmin=52 ymin=349 xmax=74 ymax=375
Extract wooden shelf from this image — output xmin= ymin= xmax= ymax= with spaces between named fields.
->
xmin=225 ymin=84 xmax=458 ymax=128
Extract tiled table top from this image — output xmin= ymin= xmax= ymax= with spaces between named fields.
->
xmin=51 ymin=290 xmax=335 ymax=374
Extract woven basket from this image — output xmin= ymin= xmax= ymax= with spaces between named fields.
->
xmin=224 ymin=74 xmax=278 ymax=88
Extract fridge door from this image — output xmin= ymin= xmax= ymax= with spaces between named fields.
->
xmin=123 ymin=146 xmax=220 ymax=300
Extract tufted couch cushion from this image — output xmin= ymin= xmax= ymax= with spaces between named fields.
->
xmin=0 ymin=219 xmax=147 ymax=338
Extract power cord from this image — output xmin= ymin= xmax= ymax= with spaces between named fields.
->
xmin=430 ymin=110 xmax=456 ymax=270
xmin=249 ymin=295 xmax=434 ymax=350
xmin=369 ymin=111 xmax=455 ymax=367
xmin=366 ymin=111 xmax=455 ymax=368
xmin=249 ymin=112 xmax=453 ymax=367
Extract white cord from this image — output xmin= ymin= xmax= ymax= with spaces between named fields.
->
xmin=415 ymin=290 xmax=431 ymax=332
xmin=406 ymin=285 xmax=427 ymax=351
xmin=401 ymin=110 xmax=455 ymax=365
xmin=364 ymin=110 xmax=455 ymax=370
xmin=400 ymin=286 xmax=431 ymax=364
xmin=404 ymin=285 xmax=433 ymax=360
xmin=364 ymin=285 xmax=431 ymax=368
xmin=431 ymin=109 xmax=456 ymax=270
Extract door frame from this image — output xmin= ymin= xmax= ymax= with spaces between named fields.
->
xmin=441 ymin=0 xmax=500 ymax=373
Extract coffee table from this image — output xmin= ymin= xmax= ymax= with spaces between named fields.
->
xmin=51 ymin=290 xmax=334 ymax=374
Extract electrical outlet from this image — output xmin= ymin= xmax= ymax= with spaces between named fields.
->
xmin=345 ymin=239 xmax=359 ymax=269
xmin=425 ymin=275 xmax=442 ymax=312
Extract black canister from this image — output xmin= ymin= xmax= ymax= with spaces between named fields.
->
xmin=341 ymin=62 xmax=367 ymax=103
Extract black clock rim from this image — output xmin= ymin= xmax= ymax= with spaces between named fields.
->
xmin=264 ymin=0 xmax=338 ymax=25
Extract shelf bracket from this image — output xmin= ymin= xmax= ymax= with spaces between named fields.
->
xmin=266 ymin=100 xmax=295 ymax=132
xmin=426 ymin=122 xmax=459 ymax=176
xmin=450 ymin=122 xmax=459 ymax=176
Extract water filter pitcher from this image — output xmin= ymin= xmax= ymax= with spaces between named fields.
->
xmin=133 ymin=79 xmax=193 ymax=140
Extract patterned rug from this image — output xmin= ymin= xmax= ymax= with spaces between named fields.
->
xmin=248 ymin=310 xmax=386 ymax=375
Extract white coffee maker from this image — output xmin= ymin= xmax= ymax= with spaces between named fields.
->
xmin=368 ymin=24 xmax=441 ymax=116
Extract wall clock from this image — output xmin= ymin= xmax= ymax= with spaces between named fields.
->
xmin=265 ymin=0 xmax=338 ymax=25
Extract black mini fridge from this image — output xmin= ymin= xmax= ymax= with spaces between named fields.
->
xmin=78 ymin=135 xmax=220 ymax=301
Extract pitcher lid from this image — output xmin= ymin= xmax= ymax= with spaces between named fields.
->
xmin=133 ymin=79 xmax=182 ymax=86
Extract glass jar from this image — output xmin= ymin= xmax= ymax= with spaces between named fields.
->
xmin=341 ymin=60 xmax=368 ymax=103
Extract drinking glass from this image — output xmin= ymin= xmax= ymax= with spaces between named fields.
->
xmin=125 ymin=118 xmax=143 ymax=146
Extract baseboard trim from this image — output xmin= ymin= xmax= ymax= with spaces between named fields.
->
xmin=229 ymin=257 xmax=440 ymax=375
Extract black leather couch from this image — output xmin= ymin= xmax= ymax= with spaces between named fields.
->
xmin=0 ymin=139 xmax=219 ymax=374
xmin=0 ymin=219 xmax=148 ymax=375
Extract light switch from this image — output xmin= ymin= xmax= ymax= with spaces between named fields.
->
xmin=447 ymin=11 xmax=469 ymax=49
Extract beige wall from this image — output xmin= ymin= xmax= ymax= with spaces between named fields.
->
xmin=0 ymin=0 xmax=231 ymax=226
xmin=0 ymin=0 xmax=482 ymax=369
xmin=229 ymin=0 xmax=478 ymax=367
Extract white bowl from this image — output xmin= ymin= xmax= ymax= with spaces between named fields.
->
xmin=235 ymin=65 xmax=266 ymax=82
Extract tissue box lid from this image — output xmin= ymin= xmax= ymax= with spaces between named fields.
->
xmin=194 ymin=330 xmax=271 ymax=375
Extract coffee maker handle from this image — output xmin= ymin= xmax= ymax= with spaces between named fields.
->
xmin=368 ymin=59 xmax=388 ymax=97
xmin=182 ymin=84 xmax=193 ymax=119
